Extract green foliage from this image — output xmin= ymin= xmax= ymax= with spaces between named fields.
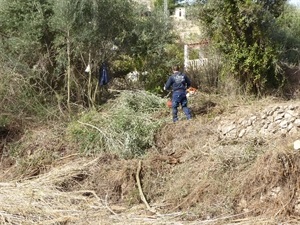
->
xmin=111 ymin=55 xmax=136 ymax=75
xmin=140 ymin=69 xmax=166 ymax=95
xmin=0 ymin=0 xmax=59 ymax=107
xmin=0 ymin=69 xmax=52 ymax=119
xmin=197 ymin=0 xmax=289 ymax=95
xmin=67 ymin=91 xmax=165 ymax=158
xmin=129 ymin=9 xmax=175 ymax=69
xmin=154 ymin=0 xmax=176 ymax=13
xmin=111 ymin=8 xmax=179 ymax=94
xmin=0 ymin=0 xmax=176 ymax=110
xmin=141 ymin=42 xmax=183 ymax=94
xmin=0 ymin=0 xmax=53 ymax=67
xmin=50 ymin=0 xmax=136 ymax=59
xmin=276 ymin=5 xmax=300 ymax=64
xmin=0 ymin=115 xmax=10 ymax=128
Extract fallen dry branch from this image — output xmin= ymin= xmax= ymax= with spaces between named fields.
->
xmin=136 ymin=160 xmax=156 ymax=214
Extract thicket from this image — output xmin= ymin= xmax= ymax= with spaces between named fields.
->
xmin=1 ymin=0 xmax=300 ymax=160
xmin=195 ymin=0 xmax=300 ymax=95
xmin=0 ymin=67 xmax=57 ymax=126
xmin=0 ymin=0 xmax=177 ymax=113
xmin=1 ymin=0 xmax=299 ymax=115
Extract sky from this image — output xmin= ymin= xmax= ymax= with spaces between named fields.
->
xmin=289 ymin=0 xmax=300 ymax=6
xmin=176 ymin=0 xmax=300 ymax=6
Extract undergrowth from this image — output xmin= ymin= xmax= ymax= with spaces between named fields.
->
xmin=0 ymin=69 xmax=57 ymax=122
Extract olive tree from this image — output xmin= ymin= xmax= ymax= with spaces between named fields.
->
xmin=0 ymin=0 xmax=177 ymax=111
xmin=0 ymin=0 xmax=53 ymax=71
xmin=49 ymin=0 xmax=139 ymax=109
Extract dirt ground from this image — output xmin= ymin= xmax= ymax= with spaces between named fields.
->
xmin=1 ymin=95 xmax=300 ymax=224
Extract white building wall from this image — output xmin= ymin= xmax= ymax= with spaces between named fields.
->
xmin=174 ymin=7 xmax=186 ymax=19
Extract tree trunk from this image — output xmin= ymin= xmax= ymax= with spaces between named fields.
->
xmin=66 ymin=29 xmax=71 ymax=112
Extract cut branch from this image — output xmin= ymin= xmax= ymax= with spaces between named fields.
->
xmin=136 ymin=160 xmax=156 ymax=213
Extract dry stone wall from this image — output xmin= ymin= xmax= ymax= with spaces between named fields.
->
xmin=217 ymin=104 xmax=300 ymax=139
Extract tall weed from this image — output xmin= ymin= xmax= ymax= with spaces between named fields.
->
xmin=0 ymin=69 xmax=53 ymax=119
xmin=187 ymin=54 xmax=222 ymax=94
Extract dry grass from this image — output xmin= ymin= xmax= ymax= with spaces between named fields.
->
xmin=138 ymin=97 xmax=300 ymax=223
xmin=1 ymin=91 xmax=300 ymax=224
xmin=236 ymin=146 xmax=300 ymax=218
xmin=0 ymin=157 xmax=112 ymax=225
xmin=2 ymin=154 xmax=299 ymax=225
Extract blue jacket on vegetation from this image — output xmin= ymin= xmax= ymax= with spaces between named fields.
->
xmin=99 ymin=63 xmax=109 ymax=86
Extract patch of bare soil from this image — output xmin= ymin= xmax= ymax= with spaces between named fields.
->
xmin=1 ymin=97 xmax=300 ymax=224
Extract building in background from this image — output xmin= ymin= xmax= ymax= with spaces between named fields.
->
xmin=173 ymin=6 xmax=186 ymax=19
xmin=175 ymin=0 xmax=196 ymax=5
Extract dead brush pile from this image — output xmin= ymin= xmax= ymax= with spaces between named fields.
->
xmin=67 ymin=90 xmax=166 ymax=158
xmin=2 ymin=90 xmax=300 ymax=224
xmin=0 ymin=158 xmax=112 ymax=225
xmin=236 ymin=147 xmax=300 ymax=218
xmin=139 ymin=97 xmax=300 ymax=224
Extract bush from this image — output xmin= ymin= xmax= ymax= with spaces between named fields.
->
xmin=0 ymin=68 xmax=51 ymax=119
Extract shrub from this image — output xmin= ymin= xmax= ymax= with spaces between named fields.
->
xmin=0 ymin=68 xmax=51 ymax=119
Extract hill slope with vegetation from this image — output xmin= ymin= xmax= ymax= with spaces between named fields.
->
xmin=0 ymin=0 xmax=300 ymax=224
xmin=1 ymin=90 xmax=300 ymax=224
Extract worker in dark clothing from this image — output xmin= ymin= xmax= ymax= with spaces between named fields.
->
xmin=164 ymin=65 xmax=192 ymax=122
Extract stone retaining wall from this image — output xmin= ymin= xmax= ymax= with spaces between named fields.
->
xmin=217 ymin=105 xmax=300 ymax=139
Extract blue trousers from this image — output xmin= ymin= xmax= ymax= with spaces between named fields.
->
xmin=172 ymin=92 xmax=192 ymax=122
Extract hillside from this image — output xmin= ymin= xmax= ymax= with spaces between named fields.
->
xmin=0 ymin=1 xmax=300 ymax=224
xmin=1 ymin=92 xmax=300 ymax=225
